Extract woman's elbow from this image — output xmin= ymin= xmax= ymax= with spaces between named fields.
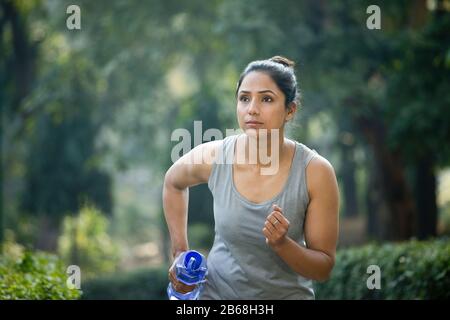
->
xmin=315 ymin=257 xmax=335 ymax=282
xmin=164 ymin=165 xmax=180 ymax=190
xmin=315 ymin=270 xmax=332 ymax=283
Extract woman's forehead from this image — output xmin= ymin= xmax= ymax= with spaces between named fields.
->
xmin=239 ymin=72 xmax=280 ymax=93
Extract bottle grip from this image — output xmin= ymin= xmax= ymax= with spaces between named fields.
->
xmin=167 ymin=250 xmax=207 ymax=300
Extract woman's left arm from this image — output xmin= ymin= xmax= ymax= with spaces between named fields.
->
xmin=262 ymin=156 xmax=339 ymax=282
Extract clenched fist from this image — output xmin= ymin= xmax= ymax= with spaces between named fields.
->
xmin=262 ymin=204 xmax=290 ymax=249
xmin=168 ymin=252 xmax=197 ymax=294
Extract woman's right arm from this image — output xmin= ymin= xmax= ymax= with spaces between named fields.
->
xmin=163 ymin=140 xmax=221 ymax=259
xmin=163 ymin=140 xmax=221 ymax=294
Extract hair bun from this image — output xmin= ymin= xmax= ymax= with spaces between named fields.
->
xmin=269 ymin=55 xmax=295 ymax=68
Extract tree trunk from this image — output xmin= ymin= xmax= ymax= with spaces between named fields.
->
xmin=340 ymin=142 xmax=359 ymax=217
xmin=71 ymin=214 xmax=79 ymax=266
xmin=349 ymin=100 xmax=417 ymax=241
xmin=0 ymin=139 xmax=3 ymax=253
xmin=415 ymin=156 xmax=437 ymax=239
xmin=0 ymin=3 xmax=4 ymax=254
xmin=377 ymin=148 xmax=416 ymax=240
xmin=35 ymin=215 xmax=59 ymax=251
xmin=366 ymin=150 xmax=388 ymax=240
xmin=1 ymin=0 xmax=38 ymax=253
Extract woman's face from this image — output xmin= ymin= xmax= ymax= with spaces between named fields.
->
xmin=236 ymin=71 xmax=295 ymax=137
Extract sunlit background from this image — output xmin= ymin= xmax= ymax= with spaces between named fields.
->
xmin=1 ymin=0 xmax=449 ymax=299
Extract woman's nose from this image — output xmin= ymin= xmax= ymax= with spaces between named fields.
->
xmin=248 ymin=99 xmax=260 ymax=114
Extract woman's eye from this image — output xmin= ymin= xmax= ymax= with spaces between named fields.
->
xmin=263 ymin=96 xmax=273 ymax=102
xmin=239 ymin=96 xmax=249 ymax=102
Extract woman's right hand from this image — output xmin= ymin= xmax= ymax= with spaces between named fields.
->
xmin=168 ymin=252 xmax=197 ymax=294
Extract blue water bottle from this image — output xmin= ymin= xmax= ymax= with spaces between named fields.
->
xmin=167 ymin=250 xmax=208 ymax=300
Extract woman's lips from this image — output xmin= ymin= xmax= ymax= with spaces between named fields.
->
xmin=246 ymin=122 xmax=263 ymax=128
xmin=246 ymin=121 xmax=263 ymax=124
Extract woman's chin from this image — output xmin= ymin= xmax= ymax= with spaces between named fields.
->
xmin=244 ymin=128 xmax=259 ymax=137
xmin=244 ymin=128 xmax=273 ymax=139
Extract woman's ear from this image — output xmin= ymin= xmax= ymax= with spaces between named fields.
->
xmin=285 ymin=102 xmax=297 ymax=122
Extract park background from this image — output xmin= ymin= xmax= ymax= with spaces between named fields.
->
xmin=1 ymin=0 xmax=449 ymax=299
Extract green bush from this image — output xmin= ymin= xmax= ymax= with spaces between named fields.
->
xmin=188 ymin=223 xmax=214 ymax=251
xmin=82 ymin=239 xmax=450 ymax=300
xmin=0 ymin=249 xmax=81 ymax=300
xmin=81 ymin=267 xmax=168 ymax=300
xmin=58 ymin=205 xmax=119 ymax=279
xmin=315 ymin=238 xmax=450 ymax=299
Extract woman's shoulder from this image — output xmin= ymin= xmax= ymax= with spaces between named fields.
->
xmin=203 ymin=134 xmax=240 ymax=154
xmin=290 ymin=140 xmax=336 ymax=188
xmin=186 ymin=134 xmax=239 ymax=167
xmin=305 ymin=153 xmax=337 ymax=195
xmin=308 ymin=154 xmax=335 ymax=174
xmin=201 ymin=138 xmax=224 ymax=148
xmin=192 ymin=139 xmax=223 ymax=162
xmin=292 ymin=140 xmax=329 ymax=168
xmin=202 ymin=134 xmax=238 ymax=148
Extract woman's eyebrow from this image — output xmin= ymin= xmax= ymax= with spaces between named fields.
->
xmin=239 ymin=89 xmax=277 ymax=96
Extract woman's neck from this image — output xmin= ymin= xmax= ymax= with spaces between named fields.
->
xmin=236 ymin=130 xmax=289 ymax=175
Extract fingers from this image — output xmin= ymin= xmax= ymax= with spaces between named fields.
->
xmin=262 ymin=226 xmax=272 ymax=239
xmin=168 ymin=273 xmax=197 ymax=293
xmin=168 ymin=261 xmax=197 ymax=294
xmin=269 ymin=204 xmax=290 ymax=228
xmin=168 ymin=268 xmax=177 ymax=284
xmin=264 ymin=220 xmax=275 ymax=234
xmin=272 ymin=211 xmax=289 ymax=228
xmin=267 ymin=205 xmax=281 ymax=227
xmin=264 ymin=205 xmax=287 ymax=235
xmin=273 ymin=204 xmax=283 ymax=213
xmin=268 ymin=214 xmax=280 ymax=227
xmin=262 ymin=204 xmax=292 ymax=248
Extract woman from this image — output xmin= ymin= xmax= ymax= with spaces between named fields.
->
xmin=163 ymin=56 xmax=339 ymax=299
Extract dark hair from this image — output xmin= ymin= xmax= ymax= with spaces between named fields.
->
xmin=235 ymin=56 xmax=300 ymax=109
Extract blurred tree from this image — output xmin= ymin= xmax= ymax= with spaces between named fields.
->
xmin=385 ymin=0 xmax=450 ymax=239
xmin=20 ymin=54 xmax=113 ymax=250
xmin=301 ymin=0 xmax=419 ymax=240
xmin=210 ymin=0 xmax=450 ymax=240
xmin=1 ymin=1 xmax=113 ymax=250
xmin=58 ymin=204 xmax=119 ymax=278
xmin=2 ymin=0 xmax=448 ymax=259
xmin=308 ymin=0 xmax=450 ymax=239
xmin=1 ymin=0 xmax=45 ymax=251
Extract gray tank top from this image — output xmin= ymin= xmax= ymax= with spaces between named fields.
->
xmin=200 ymin=134 xmax=318 ymax=300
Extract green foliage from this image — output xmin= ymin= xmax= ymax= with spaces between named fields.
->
xmin=0 ymin=242 xmax=81 ymax=300
xmin=84 ymin=239 xmax=450 ymax=300
xmin=316 ymin=238 xmax=450 ymax=299
xmin=81 ymin=267 xmax=168 ymax=300
xmin=187 ymin=222 xmax=215 ymax=251
xmin=439 ymin=203 xmax=450 ymax=235
xmin=20 ymin=52 xmax=113 ymax=221
xmin=3 ymin=0 xmax=450 ymax=264
xmin=385 ymin=10 xmax=450 ymax=165
xmin=58 ymin=205 xmax=119 ymax=279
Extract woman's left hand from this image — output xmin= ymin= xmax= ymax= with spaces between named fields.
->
xmin=263 ymin=204 xmax=290 ymax=249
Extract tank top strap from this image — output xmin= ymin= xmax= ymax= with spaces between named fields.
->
xmin=207 ymin=134 xmax=238 ymax=194
xmin=298 ymin=142 xmax=318 ymax=168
